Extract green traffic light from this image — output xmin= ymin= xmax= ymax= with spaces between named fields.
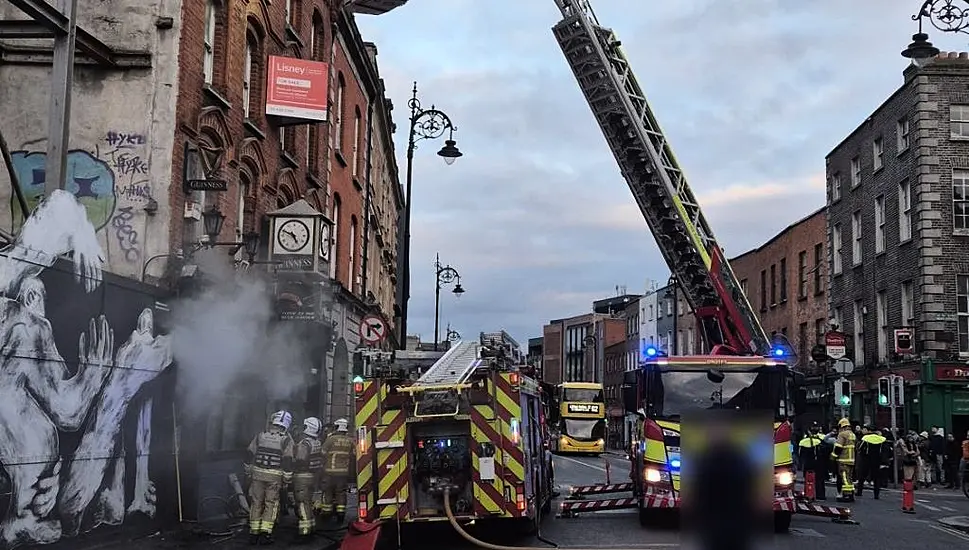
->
xmin=839 ymin=396 xmax=851 ymax=406
xmin=878 ymin=394 xmax=889 ymax=406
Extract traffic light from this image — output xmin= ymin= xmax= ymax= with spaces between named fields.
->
xmin=877 ymin=377 xmax=891 ymax=406
xmin=834 ymin=378 xmax=852 ymax=407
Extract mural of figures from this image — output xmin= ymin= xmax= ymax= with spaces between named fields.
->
xmin=0 ymin=190 xmax=173 ymax=549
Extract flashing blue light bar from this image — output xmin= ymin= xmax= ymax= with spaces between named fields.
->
xmin=772 ymin=348 xmax=785 ymax=357
xmin=669 ymin=458 xmax=681 ymax=469
xmin=645 ymin=346 xmax=658 ymax=357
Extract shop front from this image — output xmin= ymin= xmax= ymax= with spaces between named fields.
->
xmin=909 ymin=362 xmax=969 ymax=437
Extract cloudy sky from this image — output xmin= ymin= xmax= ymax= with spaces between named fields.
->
xmin=355 ymin=0 xmax=968 ymax=346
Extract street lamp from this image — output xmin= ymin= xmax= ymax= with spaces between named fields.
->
xmin=446 ymin=325 xmax=461 ymax=342
xmin=901 ymin=1 xmax=969 ymax=63
xmin=433 ymin=253 xmax=464 ymax=351
xmin=399 ymin=82 xmax=462 ymax=349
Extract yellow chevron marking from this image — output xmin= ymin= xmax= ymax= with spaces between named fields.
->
xmin=473 ymin=404 xmax=493 ymax=420
xmin=378 ymin=453 xmax=407 ymax=495
xmin=499 ymin=419 xmax=525 ymax=481
xmin=355 ymin=383 xmax=378 ymax=428
xmin=496 ymin=387 xmax=519 ymax=420
xmin=357 ymin=461 xmax=372 ymax=490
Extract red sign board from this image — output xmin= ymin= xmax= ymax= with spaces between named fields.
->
xmin=266 ymin=56 xmax=328 ymax=121
xmin=824 ymin=331 xmax=845 ymax=346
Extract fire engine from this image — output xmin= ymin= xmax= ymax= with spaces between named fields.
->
xmin=353 ymin=331 xmax=554 ymax=535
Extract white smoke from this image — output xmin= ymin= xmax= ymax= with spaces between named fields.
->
xmin=169 ymin=251 xmax=311 ymax=419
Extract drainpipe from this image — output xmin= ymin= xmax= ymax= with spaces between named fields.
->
xmin=360 ymin=95 xmax=375 ymax=299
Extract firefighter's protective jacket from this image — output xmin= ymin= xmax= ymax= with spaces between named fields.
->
xmin=797 ymin=434 xmax=823 ymax=468
xmin=247 ymin=429 xmax=295 ymax=481
xmin=321 ymin=433 xmax=354 ymax=475
xmin=831 ymin=429 xmax=856 ymax=466
xmin=294 ymin=436 xmax=324 ymax=475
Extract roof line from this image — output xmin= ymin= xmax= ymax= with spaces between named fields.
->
xmin=728 ymin=206 xmax=825 ymax=263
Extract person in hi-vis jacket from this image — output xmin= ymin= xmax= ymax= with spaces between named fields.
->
xmin=244 ymin=411 xmax=295 ymax=545
xmin=292 ymin=417 xmax=324 ymax=540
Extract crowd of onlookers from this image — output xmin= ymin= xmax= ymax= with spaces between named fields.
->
xmin=794 ymin=422 xmax=969 ymax=489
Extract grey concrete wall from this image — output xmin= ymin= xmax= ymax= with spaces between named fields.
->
xmin=0 ymin=0 xmax=181 ymax=281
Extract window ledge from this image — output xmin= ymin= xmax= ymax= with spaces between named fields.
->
xmin=954 ymin=229 xmax=969 ymax=237
xmin=874 ymin=166 xmax=883 ymax=174
xmin=306 ymin=171 xmax=323 ymax=189
xmin=335 ymin=150 xmax=347 ymax=167
xmin=285 ymin=25 xmax=304 ymax=46
xmin=243 ymin=119 xmax=265 ymax=140
xmin=797 ymin=295 xmax=808 ymax=302
xmin=203 ymin=85 xmax=231 ymax=110
xmin=280 ymin=151 xmax=299 ymax=169
xmin=833 ymin=270 xmax=843 ymax=278
xmin=352 ymin=176 xmax=363 ymax=191
xmin=896 ymin=147 xmax=909 ymax=157
xmin=900 ymin=236 xmax=913 ymax=245
xmin=950 ymin=135 xmax=969 ymax=141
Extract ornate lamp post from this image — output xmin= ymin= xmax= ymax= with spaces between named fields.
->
xmin=901 ymin=1 xmax=969 ymax=63
xmin=398 ymin=82 xmax=463 ymax=349
xmin=433 ymin=253 xmax=464 ymax=351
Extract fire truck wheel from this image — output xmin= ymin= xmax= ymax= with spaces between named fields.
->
xmin=773 ymin=511 xmax=792 ymax=533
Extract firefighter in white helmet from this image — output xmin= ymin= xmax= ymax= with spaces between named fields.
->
xmin=292 ymin=417 xmax=324 ymax=540
xmin=244 ymin=411 xmax=295 ymax=545
xmin=319 ymin=418 xmax=354 ymax=522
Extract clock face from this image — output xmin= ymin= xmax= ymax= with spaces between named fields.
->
xmin=276 ymin=219 xmax=311 ymax=252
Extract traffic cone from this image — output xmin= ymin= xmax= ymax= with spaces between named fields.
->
xmin=901 ymin=479 xmax=915 ymax=514
xmin=805 ymin=471 xmax=816 ymax=501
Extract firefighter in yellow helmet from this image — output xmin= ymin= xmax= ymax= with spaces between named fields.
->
xmin=293 ymin=417 xmax=324 ymax=541
xmin=319 ymin=418 xmax=354 ymax=523
xmin=244 ymin=410 xmax=295 ymax=545
xmin=830 ymin=418 xmax=856 ymax=503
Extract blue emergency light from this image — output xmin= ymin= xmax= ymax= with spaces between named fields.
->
xmin=645 ymin=346 xmax=658 ymax=357
xmin=669 ymin=458 xmax=681 ymax=469
xmin=772 ymin=347 xmax=785 ymax=357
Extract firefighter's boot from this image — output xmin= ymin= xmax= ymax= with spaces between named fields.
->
xmin=248 ymin=533 xmax=260 ymax=546
xmin=259 ymin=532 xmax=274 ymax=546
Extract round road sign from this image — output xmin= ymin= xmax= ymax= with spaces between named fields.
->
xmin=359 ymin=315 xmax=386 ymax=345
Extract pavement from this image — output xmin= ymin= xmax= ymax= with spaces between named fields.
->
xmin=104 ymin=452 xmax=969 ymax=549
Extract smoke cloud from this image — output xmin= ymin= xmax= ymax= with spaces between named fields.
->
xmin=169 ymin=251 xmax=311 ymax=419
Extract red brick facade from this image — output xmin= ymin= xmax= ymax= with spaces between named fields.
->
xmin=730 ymin=208 xmax=828 ymax=372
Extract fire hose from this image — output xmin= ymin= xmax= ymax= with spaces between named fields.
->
xmin=443 ymin=488 xmax=629 ymax=550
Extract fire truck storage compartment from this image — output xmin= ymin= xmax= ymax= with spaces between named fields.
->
xmin=410 ymin=421 xmax=473 ymax=516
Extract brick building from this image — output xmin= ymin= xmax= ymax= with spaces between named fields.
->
xmin=729 ymin=208 xmax=828 ymax=372
xmin=826 ymin=52 xmax=969 ymax=434
xmin=541 ymin=312 xmax=625 ymax=385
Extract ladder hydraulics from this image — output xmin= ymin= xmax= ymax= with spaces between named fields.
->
xmin=551 ymin=0 xmax=770 ymax=356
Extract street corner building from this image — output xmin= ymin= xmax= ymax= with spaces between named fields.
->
xmin=0 ymin=0 xmax=405 ymax=547
xmin=825 ymin=51 xmax=969 ymax=434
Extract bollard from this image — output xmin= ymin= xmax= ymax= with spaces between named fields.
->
xmin=805 ymin=470 xmax=816 ymax=501
xmin=901 ymin=479 xmax=915 ymax=514
xmin=605 ymin=457 xmax=611 ymax=484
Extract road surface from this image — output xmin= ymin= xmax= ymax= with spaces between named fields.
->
xmin=122 ymin=453 xmax=969 ymax=549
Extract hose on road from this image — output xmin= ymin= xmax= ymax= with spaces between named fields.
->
xmin=444 ymin=488 xmax=627 ymax=550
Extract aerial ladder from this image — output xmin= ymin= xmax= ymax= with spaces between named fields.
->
xmin=551 ymin=0 xmax=770 ymax=357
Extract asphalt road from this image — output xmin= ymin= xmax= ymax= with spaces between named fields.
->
xmin=125 ymin=455 xmax=969 ymax=549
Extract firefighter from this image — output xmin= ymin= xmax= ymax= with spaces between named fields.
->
xmin=830 ymin=418 xmax=856 ymax=502
xmin=857 ymin=425 xmax=889 ymax=499
xmin=319 ymin=418 xmax=354 ymax=523
xmin=293 ymin=417 xmax=324 ymax=541
xmin=797 ymin=423 xmax=824 ymax=500
xmin=244 ymin=411 xmax=295 ymax=545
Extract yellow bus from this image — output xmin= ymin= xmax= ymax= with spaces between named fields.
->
xmin=552 ymin=382 xmax=606 ymax=455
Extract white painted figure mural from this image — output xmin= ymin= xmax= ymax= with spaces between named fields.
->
xmin=0 ymin=190 xmax=173 ymax=549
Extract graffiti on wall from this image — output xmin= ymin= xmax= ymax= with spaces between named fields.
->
xmin=0 ymin=189 xmax=173 ymax=549
xmin=8 ymin=131 xmax=152 ymax=264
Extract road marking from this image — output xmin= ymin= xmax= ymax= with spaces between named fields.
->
xmin=930 ymin=524 xmax=969 ymax=541
xmin=790 ymin=528 xmax=825 ymax=537
xmin=920 ymin=503 xmax=943 ymax=512
xmin=556 ymin=454 xmax=608 ymax=473
xmin=942 ymin=506 xmax=958 ymax=512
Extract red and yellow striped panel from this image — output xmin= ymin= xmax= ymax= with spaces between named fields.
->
xmin=470 ymin=403 xmax=509 ymax=517
xmin=494 ymin=374 xmax=525 ymax=516
xmin=376 ymin=405 xmax=408 ymax=520
xmin=354 ymin=380 xmax=379 ymax=520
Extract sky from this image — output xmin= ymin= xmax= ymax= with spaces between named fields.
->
xmin=355 ymin=0 xmax=969 ymax=347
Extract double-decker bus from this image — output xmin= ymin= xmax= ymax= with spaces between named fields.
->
xmin=551 ymin=382 xmax=606 ymax=455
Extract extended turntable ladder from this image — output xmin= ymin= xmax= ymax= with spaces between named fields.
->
xmin=550 ymin=0 xmax=770 ymax=356
xmin=415 ymin=340 xmax=483 ymax=386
